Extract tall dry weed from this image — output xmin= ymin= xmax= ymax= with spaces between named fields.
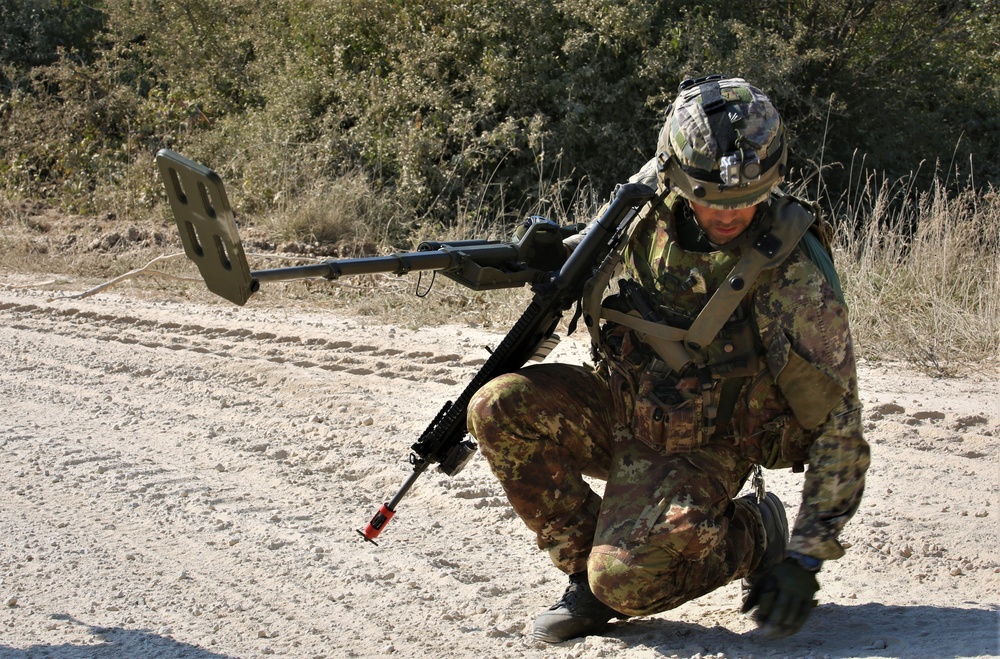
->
xmin=834 ymin=177 xmax=1000 ymax=372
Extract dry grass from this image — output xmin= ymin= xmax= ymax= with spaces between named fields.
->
xmin=261 ymin=170 xmax=408 ymax=249
xmin=833 ymin=178 xmax=1000 ymax=373
xmin=3 ymin=176 xmax=998 ymax=373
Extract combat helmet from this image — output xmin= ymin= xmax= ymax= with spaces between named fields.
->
xmin=657 ymin=75 xmax=787 ymax=209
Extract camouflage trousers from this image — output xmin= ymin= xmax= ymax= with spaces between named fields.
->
xmin=467 ymin=363 xmax=766 ymax=617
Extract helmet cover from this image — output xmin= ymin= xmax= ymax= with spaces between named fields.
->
xmin=657 ymin=76 xmax=787 ymax=209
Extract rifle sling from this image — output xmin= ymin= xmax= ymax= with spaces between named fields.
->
xmin=684 ymin=199 xmax=815 ymax=354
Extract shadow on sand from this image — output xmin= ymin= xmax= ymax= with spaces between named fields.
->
xmin=611 ymin=602 xmax=999 ymax=658
xmin=0 ymin=614 xmax=237 ymax=659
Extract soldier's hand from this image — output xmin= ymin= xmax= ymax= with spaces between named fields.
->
xmin=741 ymin=557 xmax=819 ymax=638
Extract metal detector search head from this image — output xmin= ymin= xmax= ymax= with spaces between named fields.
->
xmin=155 ymin=149 xmax=257 ymax=305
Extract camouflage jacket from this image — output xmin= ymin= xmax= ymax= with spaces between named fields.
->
xmin=600 ymin=189 xmax=870 ymax=561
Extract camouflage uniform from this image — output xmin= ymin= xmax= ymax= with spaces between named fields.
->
xmin=467 ymin=193 xmax=869 ymax=617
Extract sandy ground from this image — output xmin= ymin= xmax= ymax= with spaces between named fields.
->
xmin=1 ymin=276 xmax=998 ymax=659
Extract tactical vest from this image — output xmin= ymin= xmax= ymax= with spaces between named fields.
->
xmin=583 ymin=192 xmax=830 ymax=465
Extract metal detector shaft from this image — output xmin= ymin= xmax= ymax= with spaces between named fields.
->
xmin=250 ymin=251 xmax=457 ymax=284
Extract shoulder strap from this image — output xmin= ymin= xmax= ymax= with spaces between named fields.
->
xmin=684 ymin=197 xmax=814 ymax=353
xmin=801 ymin=228 xmax=845 ymax=304
xmin=591 ymin=196 xmax=815 ymax=374
xmin=772 ymin=189 xmax=845 ymax=304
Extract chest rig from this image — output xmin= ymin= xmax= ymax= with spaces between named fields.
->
xmin=582 ymin=194 xmax=815 ymax=439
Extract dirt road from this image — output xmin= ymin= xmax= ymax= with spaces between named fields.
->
xmin=1 ymin=282 xmax=997 ymax=658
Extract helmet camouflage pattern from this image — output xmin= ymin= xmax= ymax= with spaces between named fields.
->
xmin=657 ymin=76 xmax=787 ymax=209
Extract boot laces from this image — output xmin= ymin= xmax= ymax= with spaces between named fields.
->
xmin=549 ymin=573 xmax=588 ymax=611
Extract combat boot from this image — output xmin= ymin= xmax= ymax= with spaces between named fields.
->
xmin=532 ymin=572 xmax=626 ymax=643
xmin=738 ymin=492 xmax=789 ymax=600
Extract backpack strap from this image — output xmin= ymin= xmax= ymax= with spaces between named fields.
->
xmin=772 ymin=189 xmax=845 ymax=304
xmin=581 ymin=186 xmax=668 ymax=355
xmin=593 ymin=196 xmax=815 ymax=374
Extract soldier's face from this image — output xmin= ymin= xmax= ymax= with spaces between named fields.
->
xmin=689 ymin=201 xmax=758 ymax=244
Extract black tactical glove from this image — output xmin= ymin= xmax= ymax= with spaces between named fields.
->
xmin=741 ymin=556 xmax=820 ymax=638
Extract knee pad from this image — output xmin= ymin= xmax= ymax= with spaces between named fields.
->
xmin=587 ymin=547 xmax=679 ymax=617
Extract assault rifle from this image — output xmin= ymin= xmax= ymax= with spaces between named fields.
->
xmin=155 ymin=148 xmax=656 ymax=543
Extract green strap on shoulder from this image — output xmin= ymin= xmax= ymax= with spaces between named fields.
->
xmin=801 ymin=230 xmax=844 ymax=304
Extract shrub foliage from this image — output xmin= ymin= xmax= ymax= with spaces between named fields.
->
xmin=1 ymin=0 xmax=997 ymax=237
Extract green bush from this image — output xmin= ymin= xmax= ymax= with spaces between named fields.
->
xmin=0 ymin=0 xmax=105 ymax=87
xmin=1 ymin=0 xmax=997 ymax=238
